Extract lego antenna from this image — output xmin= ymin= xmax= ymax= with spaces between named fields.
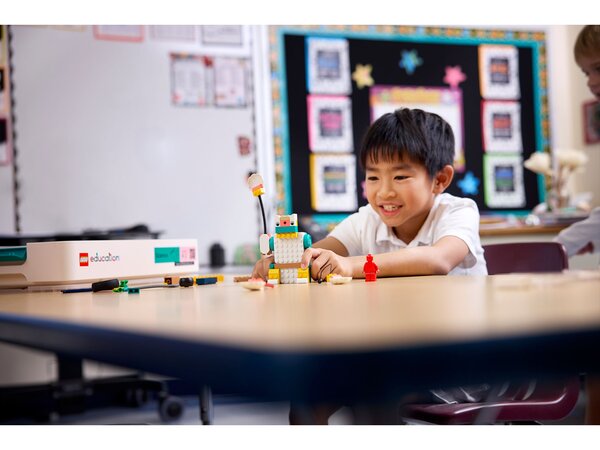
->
xmin=247 ymin=173 xmax=267 ymax=235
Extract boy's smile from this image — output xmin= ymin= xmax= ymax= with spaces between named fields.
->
xmin=365 ymin=156 xmax=439 ymax=243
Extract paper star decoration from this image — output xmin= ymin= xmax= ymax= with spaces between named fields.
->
xmin=352 ymin=64 xmax=374 ymax=89
xmin=443 ymin=66 xmax=467 ymax=89
xmin=457 ymin=171 xmax=480 ymax=196
xmin=399 ymin=50 xmax=423 ymax=75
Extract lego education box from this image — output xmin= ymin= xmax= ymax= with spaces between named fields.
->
xmin=0 ymin=239 xmax=198 ymax=289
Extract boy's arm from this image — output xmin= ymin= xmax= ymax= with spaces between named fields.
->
xmin=343 ymin=235 xmax=470 ymax=278
xmin=312 ymin=236 xmax=350 ymax=256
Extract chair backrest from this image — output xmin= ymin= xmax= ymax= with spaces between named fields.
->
xmin=483 ymin=242 xmax=569 ymax=275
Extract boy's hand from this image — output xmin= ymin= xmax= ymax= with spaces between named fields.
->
xmin=252 ymin=254 xmax=274 ymax=280
xmin=300 ymin=248 xmax=353 ymax=281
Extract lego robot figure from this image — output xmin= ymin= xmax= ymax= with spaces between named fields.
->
xmin=247 ymin=173 xmax=312 ymax=284
xmin=266 ymin=214 xmax=312 ymax=284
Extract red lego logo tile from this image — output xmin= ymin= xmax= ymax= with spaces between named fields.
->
xmin=79 ymin=253 xmax=89 ymax=267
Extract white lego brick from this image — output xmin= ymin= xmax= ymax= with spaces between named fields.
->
xmin=280 ymin=268 xmax=297 ymax=284
xmin=273 ymin=234 xmax=305 ymax=264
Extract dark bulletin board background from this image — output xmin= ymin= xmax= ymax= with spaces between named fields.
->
xmin=278 ymin=29 xmax=545 ymax=226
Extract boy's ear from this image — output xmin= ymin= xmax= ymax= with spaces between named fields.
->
xmin=433 ymin=165 xmax=454 ymax=194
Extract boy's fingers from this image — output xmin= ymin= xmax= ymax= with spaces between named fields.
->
xmin=301 ymin=247 xmax=321 ymax=268
xmin=311 ymin=252 xmax=333 ymax=280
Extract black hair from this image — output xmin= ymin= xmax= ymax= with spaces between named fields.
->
xmin=359 ymin=108 xmax=455 ymax=178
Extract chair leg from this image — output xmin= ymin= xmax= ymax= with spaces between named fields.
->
xmin=200 ymin=385 xmax=213 ymax=425
xmin=352 ymin=402 xmax=402 ymax=424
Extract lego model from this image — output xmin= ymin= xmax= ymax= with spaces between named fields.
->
xmin=266 ymin=213 xmax=312 ymax=284
xmin=247 ymin=173 xmax=312 ymax=285
xmin=363 ymin=254 xmax=379 ymax=282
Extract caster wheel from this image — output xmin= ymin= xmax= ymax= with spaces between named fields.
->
xmin=159 ymin=396 xmax=184 ymax=422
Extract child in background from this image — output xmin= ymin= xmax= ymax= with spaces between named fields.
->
xmin=252 ymin=107 xmax=487 ymax=423
xmin=554 ymin=24 xmax=600 ymax=425
xmin=554 ymin=25 xmax=600 ymax=260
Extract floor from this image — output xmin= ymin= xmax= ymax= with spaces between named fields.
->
xmin=9 ymin=389 xmax=583 ymax=425
xmin=46 ymin=395 xmax=354 ymax=425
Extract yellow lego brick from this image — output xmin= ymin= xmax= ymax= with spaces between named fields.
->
xmin=194 ymin=274 xmax=224 ymax=283
xmin=268 ymin=268 xmax=280 ymax=280
xmin=252 ymin=186 xmax=265 ymax=196
xmin=277 ymin=232 xmax=298 ymax=239
xmin=297 ymin=268 xmax=309 ymax=279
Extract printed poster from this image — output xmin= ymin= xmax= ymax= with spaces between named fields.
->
xmin=479 ymin=45 xmax=520 ymax=99
xmin=214 ymin=57 xmax=248 ymax=107
xmin=201 ymin=26 xmax=243 ymax=46
xmin=0 ymin=117 xmax=9 ymax=165
xmin=583 ymin=100 xmax=600 ymax=145
xmin=482 ymin=100 xmax=523 ymax=152
xmin=93 ymin=25 xmax=144 ymax=42
xmin=370 ymin=85 xmax=465 ymax=172
xmin=0 ymin=25 xmax=6 ymax=66
xmin=150 ymin=26 xmax=196 ymax=42
xmin=307 ymin=95 xmax=353 ymax=152
xmin=199 ymin=26 xmax=251 ymax=56
xmin=170 ymin=54 xmax=213 ymax=107
xmin=306 ymin=37 xmax=351 ymax=95
xmin=310 ymin=154 xmax=357 ymax=212
xmin=483 ymin=154 xmax=525 ymax=208
xmin=0 ymin=67 xmax=6 ymax=113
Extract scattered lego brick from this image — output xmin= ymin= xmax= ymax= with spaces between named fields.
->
xmin=233 ymin=275 xmax=252 ymax=283
xmin=195 ymin=277 xmax=217 ymax=285
xmin=179 ymin=277 xmax=194 ymax=287
xmin=164 ymin=276 xmax=180 ymax=285
xmin=113 ymin=280 xmax=129 ymax=292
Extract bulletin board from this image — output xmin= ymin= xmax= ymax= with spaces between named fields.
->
xmin=269 ymin=26 xmax=550 ymax=234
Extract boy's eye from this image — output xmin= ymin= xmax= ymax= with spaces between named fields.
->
xmin=394 ymin=175 xmax=408 ymax=180
xmin=367 ymin=176 xmax=378 ymax=181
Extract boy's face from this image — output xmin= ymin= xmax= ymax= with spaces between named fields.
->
xmin=577 ymin=54 xmax=600 ymax=100
xmin=364 ymin=155 xmax=438 ymax=242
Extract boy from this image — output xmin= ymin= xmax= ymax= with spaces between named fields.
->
xmin=553 ymin=25 xmax=600 ymax=260
xmin=555 ymin=24 xmax=600 ymax=425
xmin=253 ymin=108 xmax=487 ymax=282
xmin=253 ymin=108 xmax=487 ymax=424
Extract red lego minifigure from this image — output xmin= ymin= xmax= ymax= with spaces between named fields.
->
xmin=363 ymin=254 xmax=378 ymax=282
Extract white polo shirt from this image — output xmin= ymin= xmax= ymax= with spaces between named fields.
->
xmin=329 ymin=193 xmax=488 ymax=275
xmin=554 ymin=207 xmax=600 ymax=258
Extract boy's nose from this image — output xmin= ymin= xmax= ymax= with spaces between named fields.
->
xmin=379 ymin=183 xmax=397 ymax=198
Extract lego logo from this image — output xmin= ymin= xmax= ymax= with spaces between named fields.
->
xmin=79 ymin=253 xmax=89 ymax=267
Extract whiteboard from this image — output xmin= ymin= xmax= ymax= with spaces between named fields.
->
xmin=10 ymin=26 xmax=260 ymax=265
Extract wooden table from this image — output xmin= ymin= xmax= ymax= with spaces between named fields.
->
xmin=1 ymin=274 xmax=600 ymax=403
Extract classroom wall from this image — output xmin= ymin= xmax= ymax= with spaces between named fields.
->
xmin=563 ymin=25 xmax=600 ymax=206
xmin=1 ymin=26 xmax=262 ymax=265
xmin=0 ymin=25 xmax=598 ymax=245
